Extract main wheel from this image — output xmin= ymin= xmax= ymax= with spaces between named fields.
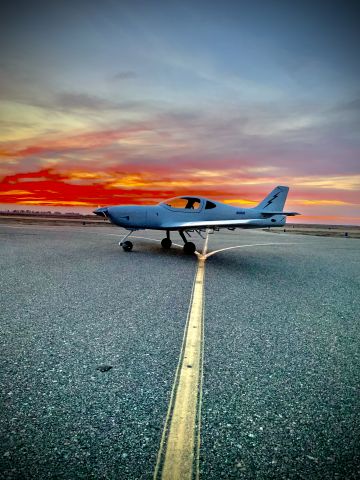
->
xmin=161 ymin=238 xmax=172 ymax=249
xmin=122 ymin=240 xmax=133 ymax=251
xmin=183 ymin=241 xmax=196 ymax=255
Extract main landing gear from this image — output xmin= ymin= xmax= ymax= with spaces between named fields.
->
xmin=120 ymin=229 xmax=197 ymax=254
xmin=183 ymin=241 xmax=196 ymax=254
xmin=161 ymin=230 xmax=196 ymax=254
xmin=179 ymin=230 xmax=196 ymax=255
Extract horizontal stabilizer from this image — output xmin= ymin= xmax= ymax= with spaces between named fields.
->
xmin=261 ymin=211 xmax=300 ymax=217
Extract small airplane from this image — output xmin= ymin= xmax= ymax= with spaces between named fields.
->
xmin=94 ymin=185 xmax=299 ymax=254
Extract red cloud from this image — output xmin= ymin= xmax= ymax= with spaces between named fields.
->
xmin=0 ymin=168 xmax=238 ymax=206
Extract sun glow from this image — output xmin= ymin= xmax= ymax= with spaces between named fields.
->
xmin=223 ymin=198 xmax=258 ymax=206
xmin=297 ymin=199 xmax=356 ymax=206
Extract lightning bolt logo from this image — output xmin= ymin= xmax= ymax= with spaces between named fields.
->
xmin=264 ymin=191 xmax=280 ymax=208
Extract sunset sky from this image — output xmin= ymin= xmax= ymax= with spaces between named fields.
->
xmin=0 ymin=0 xmax=359 ymax=223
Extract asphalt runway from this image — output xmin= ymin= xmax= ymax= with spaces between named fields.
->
xmin=0 ymin=224 xmax=359 ymax=479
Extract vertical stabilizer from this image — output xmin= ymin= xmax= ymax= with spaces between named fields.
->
xmin=256 ymin=186 xmax=289 ymax=211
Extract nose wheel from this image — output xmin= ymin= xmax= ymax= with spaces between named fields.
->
xmin=122 ymin=240 xmax=133 ymax=251
xmin=119 ymin=230 xmax=135 ymax=251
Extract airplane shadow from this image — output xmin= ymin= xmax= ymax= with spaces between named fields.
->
xmin=205 ymin=249 xmax=295 ymax=279
xmin=103 ymin=239 xmax=298 ymax=278
xmin=124 ymin=241 xmax=198 ymax=262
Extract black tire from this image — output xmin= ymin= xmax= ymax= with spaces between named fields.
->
xmin=122 ymin=240 xmax=133 ymax=251
xmin=183 ymin=241 xmax=196 ymax=255
xmin=161 ymin=238 xmax=172 ymax=249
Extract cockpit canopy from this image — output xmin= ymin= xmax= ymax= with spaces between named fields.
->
xmin=162 ymin=196 xmax=201 ymax=210
xmin=160 ymin=196 xmax=217 ymax=210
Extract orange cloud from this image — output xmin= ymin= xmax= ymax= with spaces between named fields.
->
xmin=0 ymin=189 xmax=31 ymax=195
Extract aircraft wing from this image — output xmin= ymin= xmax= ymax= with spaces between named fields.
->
xmin=160 ymin=219 xmax=266 ymax=229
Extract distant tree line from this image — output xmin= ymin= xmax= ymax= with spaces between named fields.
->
xmin=0 ymin=209 xmax=90 ymax=218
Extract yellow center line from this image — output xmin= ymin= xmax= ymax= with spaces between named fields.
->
xmin=153 ymin=236 xmax=297 ymax=479
xmin=154 ymin=232 xmax=208 ymax=480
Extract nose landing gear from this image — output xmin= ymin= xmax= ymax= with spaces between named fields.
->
xmin=119 ymin=230 xmax=135 ymax=251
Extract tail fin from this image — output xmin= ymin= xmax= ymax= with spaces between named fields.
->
xmin=256 ymin=186 xmax=289 ymax=212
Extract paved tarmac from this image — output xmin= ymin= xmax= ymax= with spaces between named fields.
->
xmin=0 ymin=224 xmax=359 ymax=479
